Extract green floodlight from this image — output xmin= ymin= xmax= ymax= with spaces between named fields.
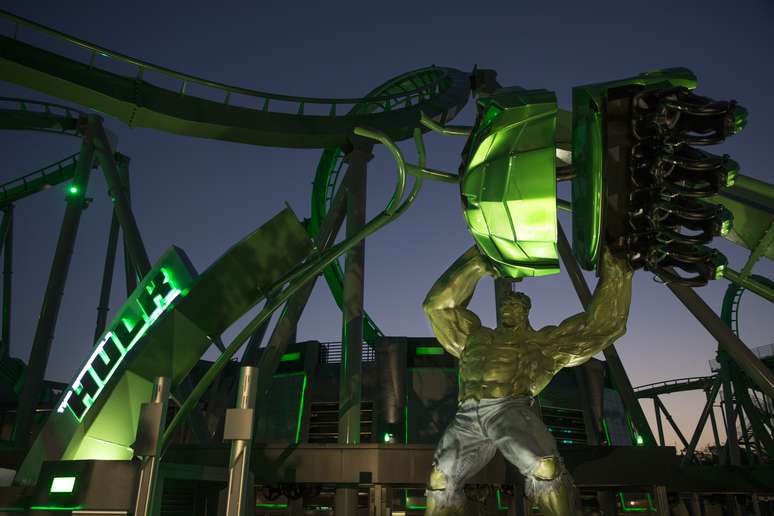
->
xmin=49 ymin=476 xmax=76 ymax=494
xmin=68 ymin=185 xmax=79 ymax=195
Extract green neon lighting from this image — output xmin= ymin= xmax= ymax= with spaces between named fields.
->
xmin=404 ymin=489 xmax=426 ymax=510
xmin=636 ymin=435 xmax=644 ymax=445
xmin=496 ymin=489 xmax=508 ymax=510
xmin=58 ymin=266 xmax=184 ymax=421
xmin=281 ymin=351 xmax=301 ymax=362
xmin=273 ymin=371 xmax=305 ymax=379
xmin=619 ymin=492 xmax=655 ymax=512
xmin=295 ymin=374 xmax=308 ymax=444
xmin=49 ymin=476 xmax=76 ymax=493
xmin=68 ymin=185 xmax=79 ymax=195
xmin=625 ymin=414 xmax=640 ymax=446
xmin=416 ymin=346 xmax=445 ymax=356
xmin=602 ymin=418 xmax=612 ymax=445
xmin=29 ymin=506 xmax=84 ymax=511
xmin=256 ymin=503 xmax=289 ymax=508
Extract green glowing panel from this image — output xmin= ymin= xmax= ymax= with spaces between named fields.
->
xmin=571 ymin=68 xmax=698 ymax=269
xmin=281 ymin=352 xmax=301 ymax=362
xmin=460 ymin=87 xmax=559 ymax=278
xmin=415 ymin=346 xmax=445 ymax=356
xmin=49 ymin=476 xmax=76 ymax=494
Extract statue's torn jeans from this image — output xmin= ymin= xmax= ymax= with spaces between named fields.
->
xmin=426 ymin=396 xmax=577 ymax=514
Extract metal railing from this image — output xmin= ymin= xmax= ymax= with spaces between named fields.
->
xmin=0 ymin=96 xmax=83 ymax=118
xmin=0 ymin=153 xmax=79 ymax=201
xmin=634 ymin=376 xmax=715 ymax=394
xmin=0 ymin=9 xmax=450 ymax=117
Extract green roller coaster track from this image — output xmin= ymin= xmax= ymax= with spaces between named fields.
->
xmin=0 ymin=8 xmax=473 ymax=345
xmin=0 ymin=9 xmax=469 ymax=149
xmin=307 ymin=67 xmax=461 ymax=343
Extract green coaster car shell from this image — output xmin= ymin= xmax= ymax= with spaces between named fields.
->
xmin=460 ymin=87 xmax=559 ymax=278
xmin=571 ymin=68 xmax=699 ymax=270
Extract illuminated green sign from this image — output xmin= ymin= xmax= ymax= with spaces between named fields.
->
xmin=56 ymin=251 xmax=194 ymax=422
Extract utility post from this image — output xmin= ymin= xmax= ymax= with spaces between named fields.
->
xmin=336 ymin=135 xmax=373 ymax=516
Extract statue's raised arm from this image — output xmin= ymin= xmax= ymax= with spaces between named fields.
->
xmin=422 ymin=245 xmax=491 ymax=358
xmin=536 ymin=246 xmax=633 ymax=368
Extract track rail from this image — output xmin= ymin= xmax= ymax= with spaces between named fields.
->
xmin=634 ymin=376 xmax=716 ymax=397
xmin=308 ymin=70 xmax=472 ymax=342
xmin=0 ymin=152 xmax=80 ymax=208
xmin=0 ymin=96 xmax=82 ymax=135
xmin=0 ymin=9 xmax=470 ymax=149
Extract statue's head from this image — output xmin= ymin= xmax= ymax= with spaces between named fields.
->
xmin=498 ymin=291 xmax=531 ymax=329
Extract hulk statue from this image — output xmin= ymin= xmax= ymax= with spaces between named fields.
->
xmin=422 ymin=244 xmax=633 ymax=516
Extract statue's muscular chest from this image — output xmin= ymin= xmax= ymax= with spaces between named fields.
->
xmin=458 ymin=328 xmax=558 ymax=398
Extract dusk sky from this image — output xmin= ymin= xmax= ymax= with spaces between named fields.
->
xmin=0 ymin=0 xmax=771 ymax=450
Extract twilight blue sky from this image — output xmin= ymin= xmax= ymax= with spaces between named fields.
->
xmin=0 ymin=0 xmax=771 ymax=449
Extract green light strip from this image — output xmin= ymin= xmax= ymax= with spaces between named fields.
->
xmin=496 ymin=488 xmax=508 ymax=511
xmin=29 ymin=506 xmax=84 ymax=511
xmin=295 ymin=374 xmax=308 ymax=444
xmin=601 ymin=418 xmax=612 ymax=445
xmin=256 ymin=503 xmax=289 ymax=508
xmin=273 ymin=372 xmax=305 ymax=379
xmin=280 ymin=351 xmax=301 ymax=362
xmin=415 ymin=346 xmax=445 ymax=356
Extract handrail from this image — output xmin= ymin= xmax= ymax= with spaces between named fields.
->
xmin=634 ymin=376 xmax=715 ymax=392
xmin=0 ymin=153 xmax=79 ymax=193
xmin=0 ymin=96 xmax=83 ymax=117
xmin=0 ymin=9 xmax=448 ymax=114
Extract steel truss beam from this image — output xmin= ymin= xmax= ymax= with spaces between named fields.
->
xmin=88 ymin=116 xmax=151 ymax=276
xmin=682 ymin=377 xmax=722 ymax=465
xmin=667 ymin=278 xmax=774 ymax=400
xmin=250 ymin=158 xmax=351 ymax=409
xmin=654 ymin=396 xmax=690 ymax=451
xmin=556 ymin=223 xmax=656 ymax=445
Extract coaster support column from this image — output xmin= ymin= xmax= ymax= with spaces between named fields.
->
xmin=336 ymin=137 xmax=373 ymax=516
xmin=14 ymin=132 xmax=94 ymax=445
